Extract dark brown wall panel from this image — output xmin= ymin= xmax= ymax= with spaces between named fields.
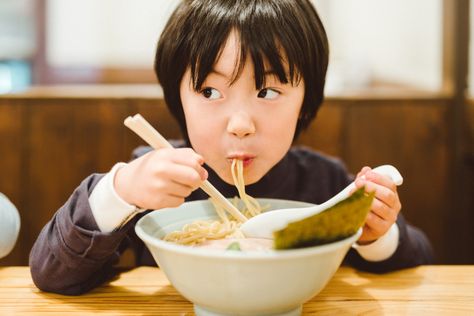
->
xmin=344 ymin=99 xmax=450 ymax=261
xmin=297 ymin=101 xmax=345 ymax=158
xmin=20 ymin=99 xmax=130 ymax=263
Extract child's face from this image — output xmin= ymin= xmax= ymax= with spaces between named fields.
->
xmin=180 ymin=31 xmax=305 ymax=185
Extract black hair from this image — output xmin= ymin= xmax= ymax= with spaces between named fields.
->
xmin=155 ymin=0 xmax=329 ymax=141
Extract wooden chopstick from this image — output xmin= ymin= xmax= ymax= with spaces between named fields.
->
xmin=124 ymin=114 xmax=248 ymax=223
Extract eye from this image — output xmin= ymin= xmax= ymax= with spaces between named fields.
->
xmin=201 ymin=87 xmax=222 ymax=100
xmin=257 ymin=88 xmax=280 ymax=100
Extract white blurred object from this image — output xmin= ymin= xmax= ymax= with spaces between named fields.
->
xmin=0 ymin=0 xmax=36 ymax=59
xmin=0 ymin=193 xmax=21 ymax=259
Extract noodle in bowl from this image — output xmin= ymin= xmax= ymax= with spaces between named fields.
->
xmin=135 ymin=198 xmax=361 ymax=316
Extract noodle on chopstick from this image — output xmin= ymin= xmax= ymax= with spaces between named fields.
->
xmin=163 ymin=159 xmax=266 ymax=245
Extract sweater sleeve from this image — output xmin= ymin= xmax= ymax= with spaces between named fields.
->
xmin=29 ymin=174 xmax=136 ymax=295
xmin=345 ymin=213 xmax=434 ymax=273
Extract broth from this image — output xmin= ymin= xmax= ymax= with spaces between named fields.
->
xmin=193 ymin=238 xmax=273 ymax=251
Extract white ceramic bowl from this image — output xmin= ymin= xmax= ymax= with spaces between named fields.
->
xmin=135 ymin=199 xmax=361 ymax=316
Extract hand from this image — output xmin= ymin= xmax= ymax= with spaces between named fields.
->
xmin=352 ymin=166 xmax=402 ymax=244
xmin=114 ymin=148 xmax=208 ymax=210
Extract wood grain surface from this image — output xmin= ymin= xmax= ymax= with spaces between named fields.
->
xmin=0 ymin=266 xmax=473 ymax=315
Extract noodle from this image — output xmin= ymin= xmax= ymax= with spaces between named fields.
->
xmin=163 ymin=159 xmax=266 ymax=245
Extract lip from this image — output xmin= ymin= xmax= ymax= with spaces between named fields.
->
xmin=227 ymin=154 xmax=256 ymax=167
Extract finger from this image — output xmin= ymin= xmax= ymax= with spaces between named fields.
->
xmin=356 ymin=166 xmax=372 ymax=179
xmin=172 ymin=161 xmax=208 ymax=182
xmin=153 ymin=161 xmax=203 ymax=189
xmin=172 ymin=148 xmax=205 ymax=166
xmin=155 ymin=147 xmax=204 ymax=170
xmin=364 ymin=170 xmax=397 ymax=192
xmin=350 ymin=166 xmax=372 ymax=194
xmin=364 ymin=211 xmax=391 ymax=237
xmin=358 ymin=224 xmax=378 ymax=243
xmin=171 ymin=149 xmax=208 ymax=180
xmin=371 ymin=198 xmax=398 ymax=223
xmin=166 ymin=164 xmax=204 ymax=189
xmin=160 ymin=179 xmax=195 ymax=198
xmin=355 ymin=178 xmax=397 ymax=208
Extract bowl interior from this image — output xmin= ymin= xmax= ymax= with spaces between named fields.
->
xmin=137 ymin=199 xmax=313 ymax=238
xmin=137 ymin=198 xmax=311 ymax=241
xmin=135 ymin=198 xmax=361 ymax=258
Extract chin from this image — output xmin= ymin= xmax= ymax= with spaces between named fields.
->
xmin=216 ymin=170 xmax=263 ymax=186
xmin=241 ymin=174 xmax=262 ymax=185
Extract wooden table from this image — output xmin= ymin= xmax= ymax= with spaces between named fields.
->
xmin=1 ymin=266 xmax=473 ymax=315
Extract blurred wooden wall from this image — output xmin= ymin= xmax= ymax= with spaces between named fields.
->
xmin=0 ymin=86 xmax=472 ymax=265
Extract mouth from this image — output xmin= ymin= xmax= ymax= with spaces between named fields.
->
xmin=227 ymin=154 xmax=255 ymax=167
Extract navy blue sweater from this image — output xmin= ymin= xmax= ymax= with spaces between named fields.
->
xmin=29 ymin=146 xmax=434 ymax=295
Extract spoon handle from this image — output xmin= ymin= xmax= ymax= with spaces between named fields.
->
xmin=370 ymin=165 xmax=403 ymax=185
xmin=316 ymin=165 xmax=403 ymax=211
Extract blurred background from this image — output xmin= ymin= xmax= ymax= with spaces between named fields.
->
xmin=0 ymin=0 xmax=472 ymax=265
xmin=0 ymin=0 xmax=447 ymax=91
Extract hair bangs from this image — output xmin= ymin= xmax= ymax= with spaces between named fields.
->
xmin=188 ymin=0 xmax=303 ymax=92
xmin=243 ymin=30 xmax=302 ymax=90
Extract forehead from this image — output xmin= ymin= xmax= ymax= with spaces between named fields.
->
xmin=213 ymin=31 xmax=241 ymax=75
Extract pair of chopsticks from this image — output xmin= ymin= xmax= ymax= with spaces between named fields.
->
xmin=124 ymin=114 xmax=248 ymax=223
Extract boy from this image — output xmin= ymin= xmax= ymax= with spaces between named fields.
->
xmin=30 ymin=0 xmax=433 ymax=295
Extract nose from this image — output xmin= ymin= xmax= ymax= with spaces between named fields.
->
xmin=227 ymin=110 xmax=256 ymax=138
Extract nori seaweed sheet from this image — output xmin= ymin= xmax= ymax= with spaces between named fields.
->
xmin=273 ymin=187 xmax=374 ymax=249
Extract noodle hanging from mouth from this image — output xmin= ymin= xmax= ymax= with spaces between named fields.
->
xmin=163 ymin=159 xmax=265 ymax=245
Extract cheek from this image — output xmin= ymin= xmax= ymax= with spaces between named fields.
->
xmin=259 ymin=110 xmax=299 ymax=163
xmin=180 ymin=90 xmax=210 ymax=141
xmin=271 ymin=120 xmax=298 ymax=151
xmin=184 ymin=110 xmax=220 ymax=154
xmin=268 ymin=108 xmax=300 ymax=141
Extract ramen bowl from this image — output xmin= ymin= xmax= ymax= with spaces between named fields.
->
xmin=135 ymin=199 xmax=361 ymax=316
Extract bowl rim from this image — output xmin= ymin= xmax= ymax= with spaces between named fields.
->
xmin=135 ymin=198 xmax=362 ymax=260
